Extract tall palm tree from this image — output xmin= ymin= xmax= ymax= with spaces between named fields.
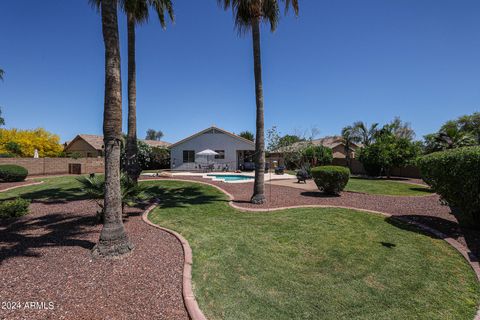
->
xmin=91 ymin=0 xmax=174 ymax=183
xmin=91 ymin=0 xmax=134 ymax=258
xmin=218 ymin=0 xmax=299 ymax=204
xmin=0 ymin=68 xmax=4 ymax=81
xmin=122 ymin=0 xmax=174 ymax=183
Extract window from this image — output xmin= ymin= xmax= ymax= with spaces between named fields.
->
xmin=183 ymin=150 xmax=195 ymax=163
xmin=215 ymin=150 xmax=225 ymax=159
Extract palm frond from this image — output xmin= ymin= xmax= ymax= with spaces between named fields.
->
xmin=0 ymin=69 xmax=4 ymax=81
xmin=218 ymin=0 xmax=298 ymax=34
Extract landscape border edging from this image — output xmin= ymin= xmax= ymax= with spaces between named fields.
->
xmin=0 ymin=180 xmax=44 ymax=193
xmin=142 ymin=203 xmax=207 ymax=320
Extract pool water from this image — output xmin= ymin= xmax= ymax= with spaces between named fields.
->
xmin=207 ymin=174 xmax=254 ymax=182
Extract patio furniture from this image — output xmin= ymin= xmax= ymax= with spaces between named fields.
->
xmin=296 ymin=169 xmax=310 ymax=184
xmin=274 ymin=166 xmax=285 ymax=175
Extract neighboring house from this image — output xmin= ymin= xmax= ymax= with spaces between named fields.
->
xmin=269 ymin=136 xmax=361 ymax=167
xmin=170 ymin=126 xmax=255 ymax=171
xmin=64 ymin=134 xmax=171 ymax=158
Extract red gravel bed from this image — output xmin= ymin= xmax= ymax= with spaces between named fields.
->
xmin=0 ymin=181 xmax=37 ymax=192
xmin=0 ymin=200 xmax=188 ymax=320
xmin=149 ymin=176 xmax=480 ymax=263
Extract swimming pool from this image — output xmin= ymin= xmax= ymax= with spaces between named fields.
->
xmin=206 ymin=174 xmax=254 ymax=182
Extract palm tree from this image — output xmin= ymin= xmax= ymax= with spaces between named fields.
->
xmin=435 ymin=127 xmax=476 ymax=150
xmin=341 ymin=126 xmax=360 ymax=169
xmin=218 ymin=0 xmax=299 ymax=204
xmin=352 ymin=121 xmax=378 ymax=146
xmin=91 ymin=0 xmax=134 ymax=258
xmin=123 ymin=0 xmax=173 ymax=183
xmin=0 ymin=68 xmax=4 ymax=81
xmin=91 ymin=0 xmax=174 ymax=183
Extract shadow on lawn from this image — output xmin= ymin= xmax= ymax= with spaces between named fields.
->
xmin=1 ymin=186 xmax=88 ymax=204
xmin=386 ymin=214 xmax=480 ymax=263
xmin=145 ymin=185 xmax=227 ymax=209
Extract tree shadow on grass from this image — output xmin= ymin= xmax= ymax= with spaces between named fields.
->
xmin=1 ymin=186 xmax=88 ymax=204
xmin=0 ymin=211 xmax=97 ymax=264
xmin=144 ymin=185 xmax=228 ymax=209
xmin=385 ymin=215 xmax=480 ymax=263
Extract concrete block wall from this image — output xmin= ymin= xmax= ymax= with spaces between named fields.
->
xmin=0 ymin=158 xmax=104 ymax=176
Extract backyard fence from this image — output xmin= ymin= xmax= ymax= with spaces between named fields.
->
xmin=0 ymin=157 xmax=104 ymax=176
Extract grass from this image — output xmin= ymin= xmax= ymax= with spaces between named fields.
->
xmin=148 ymin=180 xmax=479 ymax=320
xmin=0 ymin=176 xmax=86 ymax=202
xmin=285 ymin=170 xmax=432 ymax=196
xmin=344 ymin=177 xmax=433 ymax=196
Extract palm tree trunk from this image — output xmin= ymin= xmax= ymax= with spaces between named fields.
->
xmin=250 ymin=18 xmax=266 ymax=205
xmin=93 ymin=0 xmax=133 ymax=258
xmin=125 ymin=12 xmax=140 ymax=183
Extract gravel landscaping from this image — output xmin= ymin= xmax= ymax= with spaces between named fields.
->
xmin=0 ymin=200 xmax=188 ymax=320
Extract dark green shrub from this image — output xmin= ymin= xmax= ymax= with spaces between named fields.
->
xmin=302 ymin=145 xmax=333 ymax=167
xmin=417 ymin=147 xmax=480 ymax=228
xmin=0 ymin=165 xmax=28 ymax=182
xmin=311 ymin=165 xmax=350 ymax=195
xmin=0 ymin=198 xmax=30 ymax=218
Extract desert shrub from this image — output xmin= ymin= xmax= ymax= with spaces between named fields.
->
xmin=0 ymin=198 xmax=30 ymax=219
xmin=311 ymin=165 xmax=350 ymax=195
xmin=0 ymin=164 xmax=28 ymax=182
xmin=417 ymin=146 xmax=480 ymax=228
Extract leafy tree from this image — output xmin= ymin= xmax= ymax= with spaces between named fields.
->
xmin=279 ymin=134 xmax=303 ymax=147
xmin=239 ymin=130 xmax=254 ymax=142
xmin=376 ymin=117 xmax=415 ymax=141
xmin=302 ymin=145 xmax=332 ymax=167
xmin=0 ymin=128 xmax=63 ymax=157
xmin=145 ymin=129 xmax=164 ymax=141
xmin=218 ymin=0 xmax=299 ymax=205
xmin=358 ymin=133 xmax=420 ymax=178
xmin=91 ymin=0 xmax=133 ymax=258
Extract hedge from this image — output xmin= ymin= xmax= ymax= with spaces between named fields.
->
xmin=0 ymin=165 xmax=28 ymax=182
xmin=417 ymin=146 xmax=480 ymax=228
xmin=311 ymin=165 xmax=350 ymax=195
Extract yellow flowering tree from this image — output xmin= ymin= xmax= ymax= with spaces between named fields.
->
xmin=0 ymin=128 xmax=63 ymax=157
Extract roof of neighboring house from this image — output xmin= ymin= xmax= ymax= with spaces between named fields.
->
xmin=170 ymin=126 xmax=255 ymax=148
xmin=64 ymin=134 xmax=171 ymax=151
xmin=273 ymin=136 xmax=361 ymax=153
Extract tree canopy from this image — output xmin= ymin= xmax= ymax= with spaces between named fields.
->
xmin=145 ymin=129 xmax=164 ymax=140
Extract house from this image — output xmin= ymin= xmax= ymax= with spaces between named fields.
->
xmin=268 ymin=136 xmax=362 ymax=167
xmin=169 ymin=127 xmax=255 ymax=171
xmin=64 ymin=134 xmax=171 ymax=158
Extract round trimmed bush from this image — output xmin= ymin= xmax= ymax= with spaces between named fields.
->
xmin=0 ymin=165 xmax=28 ymax=182
xmin=0 ymin=198 xmax=30 ymax=219
xmin=417 ymin=146 xmax=480 ymax=229
xmin=311 ymin=165 xmax=350 ymax=195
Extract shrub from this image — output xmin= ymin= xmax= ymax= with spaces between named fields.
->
xmin=0 ymin=198 xmax=30 ymax=219
xmin=302 ymin=145 xmax=333 ymax=167
xmin=311 ymin=165 xmax=350 ymax=195
xmin=0 ymin=165 xmax=28 ymax=182
xmin=417 ymin=147 xmax=480 ymax=228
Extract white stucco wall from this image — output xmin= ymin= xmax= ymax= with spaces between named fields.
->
xmin=170 ymin=131 xmax=255 ymax=171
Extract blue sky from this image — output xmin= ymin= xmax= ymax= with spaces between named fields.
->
xmin=0 ymin=0 xmax=479 ymax=144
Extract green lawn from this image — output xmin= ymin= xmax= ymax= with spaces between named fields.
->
xmin=345 ymin=177 xmax=432 ymax=196
xmin=0 ymin=176 xmax=86 ymax=202
xmin=148 ymin=180 xmax=479 ymax=320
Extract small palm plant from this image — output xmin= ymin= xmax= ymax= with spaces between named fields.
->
xmin=77 ymin=174 xmax=148 ymax=222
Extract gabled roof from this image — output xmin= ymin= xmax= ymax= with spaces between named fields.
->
xmin=64 ymin=134 xmax=104 ymax=151
xmin=170 ymin=126 xmax=255 ymax=148
xmin=65 ymin=134 xmax=171 ymax=151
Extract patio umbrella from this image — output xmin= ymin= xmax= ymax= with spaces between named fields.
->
xmin=196 ymin=149 xmax=219 ymax=166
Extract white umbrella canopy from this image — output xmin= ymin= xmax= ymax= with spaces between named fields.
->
xmin=196 ymin=149 xmax=218 ymax=156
